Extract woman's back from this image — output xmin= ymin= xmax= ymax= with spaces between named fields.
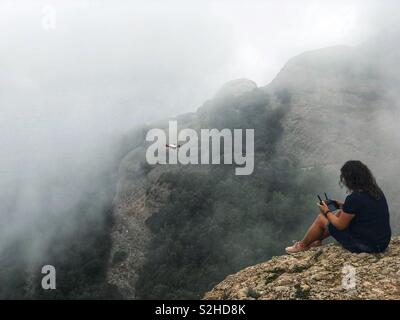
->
xmin=343 ymin=191 xmax=391 ymax=250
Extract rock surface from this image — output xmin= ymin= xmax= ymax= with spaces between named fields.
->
xmin=204 ymin=236 xmax=400 ymax=300
xmin=106 ymin=144 xmax=173 ymax=298
xmin=266 ymin=46 xmax=399 ymax=169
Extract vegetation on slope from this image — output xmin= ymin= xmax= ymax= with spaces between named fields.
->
xmin=136 ymin=89 xmax=338 ymax=299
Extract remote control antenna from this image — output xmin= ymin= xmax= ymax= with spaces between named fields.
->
xmin=317 ymin=195 xmax=323 ymax=203
xmin=324 ymin=193 xmax=328 ymax=200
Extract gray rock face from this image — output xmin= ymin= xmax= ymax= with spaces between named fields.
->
xmin=203 ymin=236 xmax=400 ymax=300
xmin=106 ymin=147 xmax=172 ymax=298
xmin=265 ymin=45 xmax=400 ymax=168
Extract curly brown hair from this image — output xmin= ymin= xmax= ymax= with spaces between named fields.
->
xmin=340 ymin=160 xmax=383 ymax=199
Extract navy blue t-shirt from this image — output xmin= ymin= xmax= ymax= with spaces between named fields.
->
xmin=342 ymin=191 xmax=391 ymax=249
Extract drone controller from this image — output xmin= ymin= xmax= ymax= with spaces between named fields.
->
xmin=317 ymin=193 xmax=340 ymax=212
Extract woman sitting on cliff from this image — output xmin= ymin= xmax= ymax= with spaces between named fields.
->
xmin=286 ymin=160 xmax=392 ymax=254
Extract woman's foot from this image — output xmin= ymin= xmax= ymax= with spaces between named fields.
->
xmin=285 ymin=241 xmax=309 ymax=254
xmin=285 ymin=240 xmax=323 ymax=254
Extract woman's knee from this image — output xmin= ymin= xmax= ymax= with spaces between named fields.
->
xmin=316 ymin=213 xmax=328 ymax=227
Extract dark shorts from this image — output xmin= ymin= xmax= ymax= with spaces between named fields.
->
xmin=327 ymin=223 xmax=384 ymax=253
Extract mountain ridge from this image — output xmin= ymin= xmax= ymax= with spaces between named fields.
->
xmin=106 ymin=40 xmax=400 ymax=299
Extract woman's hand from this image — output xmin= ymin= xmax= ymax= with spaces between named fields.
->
xmin=317 ymin=201 xmax=330 ymax=215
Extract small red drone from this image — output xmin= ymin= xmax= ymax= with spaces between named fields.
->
xmin=166 ymin=144 xmax=181 ymax=149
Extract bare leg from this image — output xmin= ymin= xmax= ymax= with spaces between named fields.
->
xmin=301 ymin=213 xmax=330 ymax=247
xmin=316 ymin=211 xmax=340 ymax=241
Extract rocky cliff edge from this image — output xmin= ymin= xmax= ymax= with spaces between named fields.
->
xmin=204 ymin=236 xmax=400 ymax=300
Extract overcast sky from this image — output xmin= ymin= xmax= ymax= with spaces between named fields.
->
xmin=1 ymin=0 xmax=396 ymax=127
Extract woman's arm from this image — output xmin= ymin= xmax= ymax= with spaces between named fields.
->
xmin=317 ymin=202 xmax=355 ymax=230
xmin=325 ymin=210 xmax=355 ymax=230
